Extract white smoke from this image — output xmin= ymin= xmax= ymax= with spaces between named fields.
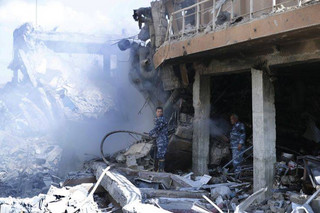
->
xmin=0 ymin=0 xmax=155 ymax=197
xmin=0 ymin=0 xmax=152 ymax=84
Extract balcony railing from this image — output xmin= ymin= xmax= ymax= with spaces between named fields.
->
xmin=166 ymin=0 xmax=315 ymax=41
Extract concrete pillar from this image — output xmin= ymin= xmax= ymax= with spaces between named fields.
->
xmin=251 ymin=68 xmax=276 ymax=198
xmin=192 ymin=72 xmax=211 ymax=175
xmin=151 ymin=1 xmax=168 ymax=48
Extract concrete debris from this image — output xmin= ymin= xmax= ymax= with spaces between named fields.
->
xmin=178 ymin=173 xmax=211 ymax=188
xmin=0 ymin=23 xmax=121 ymax=200
xmin=3 ymin=150 xmax=320 ymax=213
xmin=124 ymin=142 xmax=153 ymax=159
xmin=210 ymin=140 xmax=230 ymax=165
xmin=268 ymin=200 xmax=285 ymax=213
xmin=2 ymin=1 xmax=320 ymax=211
xmin=0 ymin=184 xmax=102 ymax=213
xmin=0 ymin=132 xmax=62 ymax=197
xmin=100 ymin=133 xmax=320 ymax=213
xmin=235 ymin=187 xmax=267 ymax=213
xmin=292 ymin=188 xmax=320 ymax=213
xmin=85 ymin=159 xmax=262 ymax=212
xmin=203 ymin=195 xmax=224 ymax=213
xmin=110 ymin=142 xmax=155 ymax=170
xmin=174 ymin=124 xmax=193 ymax=140
xmin=126 ymin=155 xmax=138 ymax=168
xmin=210 ymin=186 xmax=232 ymax=199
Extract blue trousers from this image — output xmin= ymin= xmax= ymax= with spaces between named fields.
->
xmin=231 ymin=148 xmax=243 ymax=172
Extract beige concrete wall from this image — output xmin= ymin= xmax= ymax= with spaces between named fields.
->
xmin=233 ymin=0 xmax=296 ymax=17
xmin=168 ymin=0 xmax=298 ymax=33
xmin=234 ymin=0 xmax=272 ymax=17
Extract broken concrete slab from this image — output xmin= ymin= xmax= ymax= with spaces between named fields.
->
xmin=158 ymin=197 xmax=212 ymax=212
xmin=292 ymin=188 xmax=320 ymax=213
xmin=47 ymin=185 xmax=70 ymax=197
xmin=117 ymin=167 xmax=194 ymax=188
xmin=89 ymin=161 xmax=141 ymax=207
xmin=175 ymin=173 xmax=211 ymax=188
xmin=0 ymin=183 xmax=102 ymax=213
xmin=124 ymin=142 xmax=153 ymax=159
xmin=89 ymin=162 xmax=219 ymax=212
xmin=235 ymin=188 xmax=267 ymax=213
xmin=210 ymin=186 xmax=232 ymax=199
xmin=175 ymin=125 xmax=193 ymax=140
xmin=126 ymin=155 xmax=138 ymax=168
xmin=123 ymin=200 xmax=171 ymax=213
xmin=89 ymin=161 xmax=179 ymax=212
xmin=141 ymin=188 xmax=210 ymax=199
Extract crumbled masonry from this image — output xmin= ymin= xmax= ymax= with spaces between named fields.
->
xmin=2 ymin=0 xmax=320 ymax=212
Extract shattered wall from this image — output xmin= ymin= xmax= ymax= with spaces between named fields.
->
xmin=0 ymin=22 xmax=154 ymax=197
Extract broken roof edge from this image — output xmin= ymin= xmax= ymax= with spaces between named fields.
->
xmin=153 ymin=3 xmax=320 ymax=69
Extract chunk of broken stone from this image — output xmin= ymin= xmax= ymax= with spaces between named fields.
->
xmin=116 ymin=153 xmax=126 ymax=163
xmin=47 ymin=185 xmax=69 ymax=197
xmin=211 ymin=186 xmax=232 ymax=199
xmin=268 ymin=200 xmax=285 ymax=213
xmin=175 ymin=125 xmax=193 ymax=140
xmin=180 ymin=174 xmax=211 ymax=188
xmin=69 ymin=189 xmax=88 ymax=206
xmin=124 ymin=142 xmax=153 ymax=159
xmin=47 ymin=198 xmax=68 ymax=213
xmin=126 ymin=155 xmax=138 ymax=168
xmin=215 ymin=195 xmax=224 ymax=205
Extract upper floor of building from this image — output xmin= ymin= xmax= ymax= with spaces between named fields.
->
xmin=153 ymin=0 xmax=320 ymax=68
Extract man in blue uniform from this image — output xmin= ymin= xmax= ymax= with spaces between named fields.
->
xmin=229 ymin=114 xmax=246 ymax=173
xmin=149 ymin=107 xmax=169 ymax=172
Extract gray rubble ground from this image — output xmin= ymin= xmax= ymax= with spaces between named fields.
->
xmin=2 ymin=153 xmax=320 ymax=213
xmin=0 ymin=184 xmax=105 ymax=213
xmin=0 ymin=23 xmax=118 ymax=200
xmin=0 ymin=132 xmax=62 ymax=198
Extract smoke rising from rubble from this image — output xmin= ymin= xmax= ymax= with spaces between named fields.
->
xmin=0 ymin=0 xmax=153 ymax=197
xmin=210 ymin=117 xmax=231 ymax=138
xmin=0 ymin=0 xmax=152 ymax=84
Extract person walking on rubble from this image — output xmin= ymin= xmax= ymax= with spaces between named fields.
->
xmin=149 ymin=107 xmax=169 ymax=172
xmin=227 ymin=114 xmax=246 ymax=173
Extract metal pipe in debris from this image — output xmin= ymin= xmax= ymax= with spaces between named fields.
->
xmin=203 ymin=195 xmax=224 ymax=213
xmin=222 ymin=146 xmax=253 ymax=169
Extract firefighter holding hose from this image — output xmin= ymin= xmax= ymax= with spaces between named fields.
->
xmin=149 ymin=107 xmax=169 ymax=172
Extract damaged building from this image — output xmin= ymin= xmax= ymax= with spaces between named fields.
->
xmin=2 ymin=0 xmax=320 ymax=212
xmin=112 ymin=0 xmax=320 ymax=212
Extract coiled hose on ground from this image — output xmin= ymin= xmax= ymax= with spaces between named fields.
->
xmin=100 ymin=130 xmax=152 ymax=165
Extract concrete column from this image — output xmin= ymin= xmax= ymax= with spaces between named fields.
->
xmin=192 ymin=72 xmax=211 ymax=175
xmin=251 ymin=68 xmax=276 ymax=198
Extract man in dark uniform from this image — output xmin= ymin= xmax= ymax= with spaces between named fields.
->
xmin=149 ymin=107 xmax=169 ymax=172
xmin=228 ymin=114 xmax=246 ymax=173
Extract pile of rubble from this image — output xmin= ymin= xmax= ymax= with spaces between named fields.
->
xmin=2 ymin=147 xmax=320 ymax=213
xmin=0 ymin=184 xmax=111 ymax=213
xmin=0 ymin=132 xmax=62 ymax=198
xmin=0 ymin=23 xmax=117 ymax=199
xmin=0 ymin=166 xmax=117 ymax=213
xmin=97 ymin=131 xmax=320 ymax=213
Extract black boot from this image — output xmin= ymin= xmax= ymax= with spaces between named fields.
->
xmin=158 ymin=159 xmax=165 ymax=172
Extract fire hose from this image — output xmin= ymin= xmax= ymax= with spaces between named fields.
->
xmin=100 ymin=130 xmax=153 ymax=165
xmin=100 ymin=129 xmax=175 ymax=165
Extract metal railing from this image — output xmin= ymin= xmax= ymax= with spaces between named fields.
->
xmin=166 ymin=0 xmax=312 ymax=41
